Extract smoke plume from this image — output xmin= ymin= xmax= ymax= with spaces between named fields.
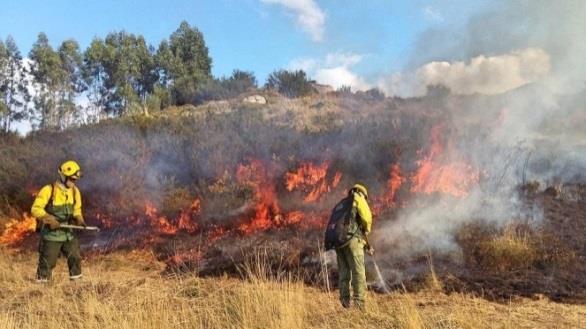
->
xmin=373 ymin=0 xmax=586 ymax=265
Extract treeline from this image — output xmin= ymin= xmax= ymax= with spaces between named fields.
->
xmin=0 ymin=21 xmax=319 ymax=132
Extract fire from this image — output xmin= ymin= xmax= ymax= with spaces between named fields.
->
xmin=143 ymin=198 xmax=200 ymax=235
xmin=236 ymin=159 xmax=330 ymax=234
xmin=207 ymin=225 xmax=228 ymax=242
xmin=237 ymin=160 xmax=282 ymax=234
xmin=411 ymin=124 xmax=480 ymax=197
xmin=0 ymin=213 xmax=36 ymax=246
xmin=168 ymin=250 xmax=202 ymax=266
xmin=381 ymin=164 xmax=405 ymax=206
xmin=178 ymin=198 xmax=201 ymax=232
xmin=95 ymin=213 xmax=114 ymax=229
xmin=285 ymin=161 xmax=342 ymax=202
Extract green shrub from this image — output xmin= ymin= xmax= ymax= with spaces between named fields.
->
xmin=265 ymin=70 xmax=315 ymax=98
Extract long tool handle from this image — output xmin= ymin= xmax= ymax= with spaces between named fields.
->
xmin=60 ymin=224 xmax=101 ymax=232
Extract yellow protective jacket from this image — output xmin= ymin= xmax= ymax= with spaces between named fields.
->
xmin=31 ymin=182 xmax=83 ymax=241
xmin=352 ymin=192 xmax=372 ymax=235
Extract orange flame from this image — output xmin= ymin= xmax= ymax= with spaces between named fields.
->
xmin=207 ymin=225 xmax=228 ymax=242
xmin=178 ymin=198 xmax=201 ymax=233
xmin=144 ymin=199 xmax=200 ymax=235
xmin=168 ymin=250 xmax=202 ymax=266
xmin=95 ymin=213 xmax=114 ymax=229
xmin=237 ymin=160 xmax=282 ymax=234
xmin=381 ymin=164 xmax=405 ymax=206
xmin=0 ymin=213 xmax=36 ymax=246
xmin=236 ymin=159 xmax=329 ymax=234
xmin=285 ymin=161 xmax=342 ymax=202
xmin=411 ymin=124 xmax=480 ymax=197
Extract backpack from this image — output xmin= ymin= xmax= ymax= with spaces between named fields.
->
xmin=324 ymin=195 xmax=359 ymax=250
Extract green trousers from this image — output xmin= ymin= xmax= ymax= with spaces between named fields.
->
xmin=37 ymin=237 xmax=82 ymax=280
xmin=336 ymin=237 xmax=366 ymax=307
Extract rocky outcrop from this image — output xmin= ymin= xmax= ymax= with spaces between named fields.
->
xmin=242 ymin=95 xmax=267 ymax=104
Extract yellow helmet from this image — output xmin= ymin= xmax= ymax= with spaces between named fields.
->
xmin=351 ymin=183 xmax=368 ymax=198
xmin=59 ymin=160 xmax=82 ymax=179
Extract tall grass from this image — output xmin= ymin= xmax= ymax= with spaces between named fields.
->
xmin=0 ymin=249 xmax=583 ymax=329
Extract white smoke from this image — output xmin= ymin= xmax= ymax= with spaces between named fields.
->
xmin=288 ymin=52 xmax=371 ymax=91
xmin=374 ymin=0 xmax=586 ymax=264
xmin=406 ymin=0 xmax=586 ymax=96
xmin=379 ymin=48 xmax=551 ymax=97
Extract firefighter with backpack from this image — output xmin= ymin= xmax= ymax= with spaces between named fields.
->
xmin=325 ymin=183 xmax=373 ymax=309
xmin=31 ymin=160 xmax=86 ymax=282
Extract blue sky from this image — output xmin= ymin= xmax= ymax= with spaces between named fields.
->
xmin=0 ymin=0 xmax=489 ymax=86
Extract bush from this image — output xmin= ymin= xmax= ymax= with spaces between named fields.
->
xmin=265 ymin=70 xmax=315 ymax=98
xmin=358 ymin=88 xmax=386 ymax=102
xmin=193 ymin=70 xmax=258 ymax=104
xmin=457 ymin=223 xmax=574 ymax=274
xmin=336 ymin=85 xmax=352 ymax=96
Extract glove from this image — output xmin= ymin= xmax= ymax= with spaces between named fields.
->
xmin=365 ymin=244 xmax=374 ymax=256
xmin=366 ymin=246 xmax=374 ymax=256
xmin=41 ymin=215 xmax=60 ymax=230
xmin=74 ymin=216 xmax=87 ymax=227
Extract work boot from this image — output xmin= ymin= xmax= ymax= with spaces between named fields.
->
xmin=69 ymin=274 xmax=83 ymax=281
xmin=340 ymin=300 xmax=351 ymax=309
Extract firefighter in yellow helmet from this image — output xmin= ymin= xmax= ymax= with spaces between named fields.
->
xmin=31 ymin=160 xmax=86 ymax=282
xmin=336 ymin=183 xmax=373 ymax=309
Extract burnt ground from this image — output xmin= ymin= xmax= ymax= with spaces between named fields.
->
xmin=171 ymin=188 xmax=586 ymax=304
xmin=398 ymin=191 xmax=586 ymax=303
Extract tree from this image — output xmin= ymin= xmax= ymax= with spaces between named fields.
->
xmin=0 ymin=36 xmax=31 ymax=132
xmin=0 ymin=41 xmax=6 ymax=124
xmin=83 ymin=38 xmax=109 ymax=122
xmin=265 ymin=69 xmax=315 ymax=98
xmin=225 ymin=69 xmax=257 ymax=92
xmin=157 ymin=21 xmax=212 ymax=105
xmin=97 ymin=31 xmax=157 ymax=115
xmin=191 ymin=70 xmax=258 ymax=104
xmin=29 ymin=33 xmax=64 ymax=129
xmin=29 ymin=34 xmax=86 ymax=130
xmin=57 ymin=39 xmax=84 ymax=127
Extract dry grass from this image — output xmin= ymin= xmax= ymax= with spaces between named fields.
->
xmin=457 ymin=222 xmax=575 ymax=275
xmin=1 ymin=249 xmax=585 ymax=329
xmin=477 ymin=226 xmax=538 ymax=272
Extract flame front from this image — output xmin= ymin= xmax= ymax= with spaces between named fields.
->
xmin=237 ymin=159 xmax=329 ymax=234
xmin=285 ymin=161 xmax=342 ymax=202
xmin=1 ymin=126 xmax=481 ymax=255
xmin=381 ymin=164 xmax=405 ymax=207
xmin=144 ymin=198 xmax=200 ymax=235
xmin=0 ymin=213 xmax=36 ymax=246
xmin=410 ymin=125 xmax=480 ymax=197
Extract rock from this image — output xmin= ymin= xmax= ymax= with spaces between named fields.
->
xmin=311 ymin=82 xmax=333 ymax=94
xmin=544 ymin=186 xmax=561 ymax=198
xmin=243 ymin=95 xmax=267 ymax=105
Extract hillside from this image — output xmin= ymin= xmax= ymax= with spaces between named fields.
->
xmin=1 ymin=89 xmax=585 ymax=327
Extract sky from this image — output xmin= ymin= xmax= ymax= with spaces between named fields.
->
xmin=0 ymin=0 xmax=490 ymax=88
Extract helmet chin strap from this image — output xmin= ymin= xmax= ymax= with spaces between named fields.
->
xmin=59 ymin=173 xmax=72 ymax=186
